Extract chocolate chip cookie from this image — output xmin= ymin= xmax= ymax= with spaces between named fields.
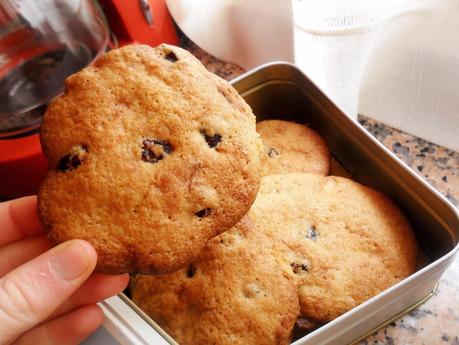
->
xmin=38 ymin=44 xmax=262 ymax=274
xmin=256 ymin=120 xmax=330 ymax=176
xmin=131 ymin=217 xmax=299 ymax=345
xmin=248 ymin=173 xmax=417 ymax=322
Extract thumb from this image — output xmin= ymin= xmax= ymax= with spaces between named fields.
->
xmin=0 ymin=240 xmax=97 ymax=344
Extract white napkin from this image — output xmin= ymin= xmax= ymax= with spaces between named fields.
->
xmin=166 ymin=0 xmax=293 ymax=68
xmin=358 ymin=1 xmax=459 ymax=151
xmin=167 ymin=0 xmax=459 ymax=151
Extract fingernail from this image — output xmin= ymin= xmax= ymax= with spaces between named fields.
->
xmin=50 ymin=241 xmax=93 ymax=281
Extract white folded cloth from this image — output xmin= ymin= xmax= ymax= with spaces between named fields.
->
xmin=167 ymin=0 xmax=459 ymax=150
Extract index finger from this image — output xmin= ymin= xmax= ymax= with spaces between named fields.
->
xmin=0 ymin=196 xmax=44 ymax=246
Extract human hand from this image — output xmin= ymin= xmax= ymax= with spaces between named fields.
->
xmin=0 ymin=196 xmax=129 ymax=345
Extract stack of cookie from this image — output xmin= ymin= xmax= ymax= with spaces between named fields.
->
xmin=131 ymin=118 xmax=417 ymax=345
xmin=37 ymin=44 xmax=418 ymax=345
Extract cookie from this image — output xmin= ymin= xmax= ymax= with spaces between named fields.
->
xmin=131 ymin=217 xmax=299 ymax=345
xmin=38 ymin=44 xmax=262 ymax=274
xmin=256 ymin=120 xmax=330 ymax=176
xmin=248 ymin=173 xmax=417 ymax=322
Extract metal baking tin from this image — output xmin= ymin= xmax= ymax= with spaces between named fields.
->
xmin=98 ymin=62 xmax=459 ymax=345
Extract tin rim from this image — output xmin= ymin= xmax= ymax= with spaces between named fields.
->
xmin=118 ymin=282 xmax=438 ymax=345
xmin=348 ymin=282 xmax=438 ymax=344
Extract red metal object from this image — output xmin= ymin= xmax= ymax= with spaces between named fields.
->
xmin=98 ymin=0 xmax=179 ymax=47
xmin=0 ymin=0 xmax=178 ymax=199
xmin=0 ymin=133 xmax=48 ymax=199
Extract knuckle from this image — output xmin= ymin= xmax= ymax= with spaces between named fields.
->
xmin=0 ymin=275 xmax=44 ymax=325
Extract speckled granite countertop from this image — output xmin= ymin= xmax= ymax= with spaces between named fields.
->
xmin=180 ymin=35 xmax=459 ymax=344
xmin=357 ymin=118 xmax=459 ymax=345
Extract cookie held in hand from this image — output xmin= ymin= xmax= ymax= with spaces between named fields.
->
xmin=38 ymin=44 xmax=262 ymax=274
